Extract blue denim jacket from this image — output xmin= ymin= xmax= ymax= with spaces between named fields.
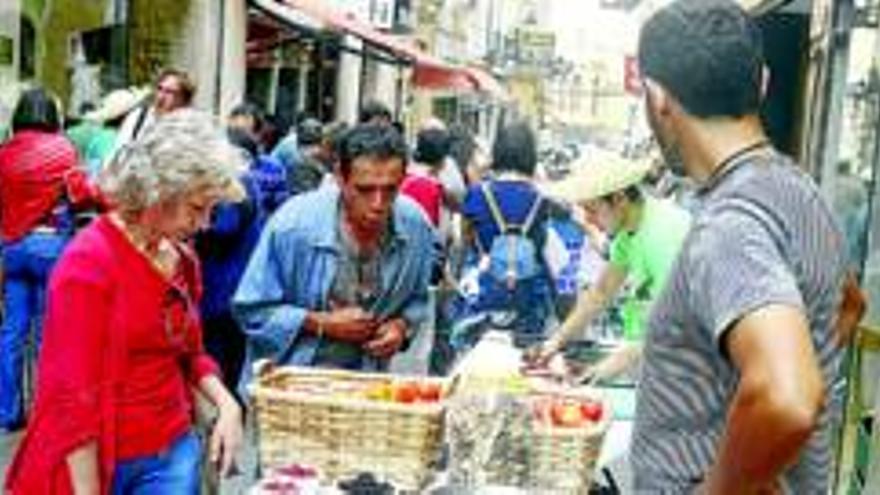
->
xmin=233 ymin=184 xmax=436 ymax=394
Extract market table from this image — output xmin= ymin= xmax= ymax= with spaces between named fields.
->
xmin=248 ymin=340 xmax=638 ymax=494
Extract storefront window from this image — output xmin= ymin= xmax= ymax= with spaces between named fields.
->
xmin=0 ymin=0 xmax=133 ymax=125
xmin=828 ymin=28 xmax=878 ymax=293
xmin=831 ymin=22 xmax=880 ymax=494
xmin=18 ymin=15 xmax=34 ymax=80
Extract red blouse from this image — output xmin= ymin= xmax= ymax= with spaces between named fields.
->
xmin=0 ymin=130 xmax=100 ymax=242
xmin=5 ymin=215 xmax=219 ymax=494
xmin=401 ymin=173 xmax=444 ymax=227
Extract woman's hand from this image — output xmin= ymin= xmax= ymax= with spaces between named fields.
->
xmin=209 ymin=397 xmax=243 ymax=478
xmin=198 ymin=374 xmax=244 ymax=478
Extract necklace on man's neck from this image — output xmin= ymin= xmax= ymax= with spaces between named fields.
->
xmin=706 ymin=139 xmax=772 ymax=186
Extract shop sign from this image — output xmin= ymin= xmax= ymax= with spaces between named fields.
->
xmin=0 ymin=36 xmax=12 ymax=66
xmin=332 ymin=0 xmax=396 ymax=30
xmin=331 ymin=0 xmax=370 ymax=23
xmin=515 ymin=28 xmax=555 ymax=64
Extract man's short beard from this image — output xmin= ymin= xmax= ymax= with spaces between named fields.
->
xmin=658 ymin=137 xmax=686 ymax=177
xmin=646 ymin=103 xmax=686 ymax=177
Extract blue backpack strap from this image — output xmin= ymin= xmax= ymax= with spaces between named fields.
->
xmin=474 ymin=183 xmax=498 ymax=255
xmin=482 ymin=182 xmax=543 ymax=235
xmin=481 ymin=182 xmax=509 ymax=233
xmin=519 ymin=192 xmax=544 ymax=235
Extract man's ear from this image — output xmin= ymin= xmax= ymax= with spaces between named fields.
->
xmin=643 ymin=78 xmax=671 ymax=117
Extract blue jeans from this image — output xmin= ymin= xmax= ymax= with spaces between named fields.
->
xmin=112 ymin=430 xmax=202 ymax=495
xmin=0 ymin=232 xmax=67 ymax=428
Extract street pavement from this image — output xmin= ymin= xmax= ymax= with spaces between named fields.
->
xmin=0 ymin=430 xmax=20 ymax=487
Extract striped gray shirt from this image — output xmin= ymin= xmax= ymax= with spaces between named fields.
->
xmin=631 ymin=152 xmax=848 ymax=493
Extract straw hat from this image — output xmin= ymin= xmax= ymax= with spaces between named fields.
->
xmin=541 ymin=149 xmax=652 ymax=204
xmin=83 ymin=87 xmax=149 ymax=123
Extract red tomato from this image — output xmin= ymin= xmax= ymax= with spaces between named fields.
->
xmin=393 ymin=382 xmax=419 ymax=403
xmin=417 ymin=382 xmax=442 ymax=402
xmin=580 ymin=401 xmax=603 ymax=422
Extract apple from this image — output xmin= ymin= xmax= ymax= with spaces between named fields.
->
xmin=580 ymin=401 xmax=603 ymax=422
xmin=551 ymin=402 xmax=585 ymax=428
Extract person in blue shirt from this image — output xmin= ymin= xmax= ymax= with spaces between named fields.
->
xmin=232 ymin=123 xmax=435 ymax=391
xmin=228 ymin=103 xmax=289 ymax=213
xmin=451 ymin=122 xmax=560 ymax=348
xmin=196 ymin=130 xmax=266 ymax=398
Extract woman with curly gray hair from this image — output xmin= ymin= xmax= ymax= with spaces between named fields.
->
xmin=7 ymin=109 xmax=246 ymax=495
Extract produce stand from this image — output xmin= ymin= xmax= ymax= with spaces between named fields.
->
xmin=247 ymin=336 xmax=632 ymax=494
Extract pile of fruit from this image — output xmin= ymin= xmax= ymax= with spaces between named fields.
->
xmin=361 ymin=380 xmax=443 ymax=404
xmin=531 ymin=396 xmax=604 ymax=428
xmin=250 ymin=464 xmax=320 ymax=494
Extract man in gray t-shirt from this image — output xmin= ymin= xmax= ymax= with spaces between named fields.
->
xmin=633 ymin=1 xmax=855 ymax=492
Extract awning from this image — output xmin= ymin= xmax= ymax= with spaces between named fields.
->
xmin=266 ymin=0 xmax=477 ymax=92
xmin=251 ymin=0 xmax=323 ymax=33
xmin=465 ymin=67 xmax=508 ymax=101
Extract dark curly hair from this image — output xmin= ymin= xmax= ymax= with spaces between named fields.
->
xmin=337 ymin=123 xmax=408 ymax=178
xmin=638 ymin=0 xmax=764 ymax=118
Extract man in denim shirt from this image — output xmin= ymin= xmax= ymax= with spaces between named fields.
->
xmin=233 ymin=124 xmax=435 ymax=391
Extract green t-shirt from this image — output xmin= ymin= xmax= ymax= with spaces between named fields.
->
xmin=66 ymin=122 xmax=103 ymax=157
xmin=83 ymin=128 xmax=118 ymax=176
xmin=68 ymin=124 xmax=118 ymax=177
xmin=609 ymin=196 xmax=691 ymax=341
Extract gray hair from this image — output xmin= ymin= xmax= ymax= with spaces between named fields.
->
xmin=99 ymin=109 xmax=246 ymax=216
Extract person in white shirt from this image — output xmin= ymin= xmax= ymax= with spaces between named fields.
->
xmin=115 ymin=68 xmax=196 ymax=148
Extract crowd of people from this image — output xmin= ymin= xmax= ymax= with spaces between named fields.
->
xmin=0 ymin=0 xmax=869 ymax=493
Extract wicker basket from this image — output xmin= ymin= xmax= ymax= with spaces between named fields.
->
xmin=249 ymin=361 xmax=446 ymax=491
xmin=447 ymin=389 xmax=610 ymax=494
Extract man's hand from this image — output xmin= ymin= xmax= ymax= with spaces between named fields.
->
xmin=363 ymin=318 xmax=407 ymax=359
xmin=833 ymin=272 xmax=866 ymax=347
xmin=697 ymin=476 xmax=782 ymax=495
xmin=526 ymin=266 xmax=627 ymax=368
xmin=523 ymin=335 xmax=564 ymax=368
xmin=209 ymin=397 xmax=243 ymax=478
xmin=316 ymin=307 xmax=378 ymax=344
xmin=576 ymin=342 xmax=642 ymax=384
